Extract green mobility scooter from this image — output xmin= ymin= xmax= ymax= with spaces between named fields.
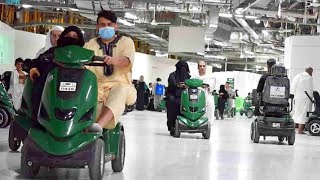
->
xmin=304 ymin=91 xmax=320 ymax=136
xmin=9 ymin=46 xmax=126 ymax=180
xmin=250 ymin=64 xmax=295 ymax=145
xmin=173 ymin=79 xmax=210 ymax=139
xmin=0 ymin=81 xmax=15 ymax=128
xmin=240 ymin=96 xmax=254 ymax=118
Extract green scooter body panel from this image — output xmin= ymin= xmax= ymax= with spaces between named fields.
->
xmin=39 ymin=68 xmax=98 ymax=138
xmin=19 ymin=78 xmax=33 ymax=118
xmin=103 ymin=123 xmax=122 ymax=157
xmin=177 ymin=115 xmax=208 ymax=128
xmin=29 ymin=128 xmax=101 ymax=156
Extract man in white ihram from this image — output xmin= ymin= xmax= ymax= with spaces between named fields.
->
xmin=193 ymin=61 xmax=216 ymax=122
xmin=291 ymin=67 xmax=314 ymax=134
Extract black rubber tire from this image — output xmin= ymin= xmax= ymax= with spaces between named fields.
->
xmin=240 ymin=111 xmax=243 ymax=116
xmin=250 ymin=122 xmax=254 ymax=140
xmin=89 ymin=139 xmax=105 ymax=180
xmin=202 ymin=122 xmax=211 ymax=139
xmin=8 ymin=121 xmax=21 ymax=152
xmin=111 ymin=131 xmax=125 ymax=172
xmin=173 ymin=120 xmax=180 ymax=138
xmin=307 ymin=119 xmax=320 ymax=136
xmin=288 ymin=133 xmax=295 ymax=145
xmin=21 ymin=137 xmax=40 ymax=178
xmin=278 ymin=136 xmax=285 ymax=142
xmin=0 ymin=108 xmax=9 ymax=128
xmin=247 ymin=109 xmax=254 ymax=119
xmin=253 ymin=122 xmax=260 ymax=143
xmin=214 ymin=110 xmax=219 ymax=120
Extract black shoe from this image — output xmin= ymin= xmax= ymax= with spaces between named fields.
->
xmin=170 ymin=128 xmax=175 ymax=136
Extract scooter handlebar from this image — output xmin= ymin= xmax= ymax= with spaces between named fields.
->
xmin=92 ymin=56 xmax=104 ymax=62
xmin=87 ymin=56 xmax=107 ymax=66
xmin=304 ymin=91 xmax=314 ymax=103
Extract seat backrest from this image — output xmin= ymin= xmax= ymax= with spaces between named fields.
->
xmin=262 ymin=76 xmax=290 ymax=106
xmin=313 ymin=91 xmax=320 ymax=113
xmin=251 ymin=89 xmax=257 ymax=106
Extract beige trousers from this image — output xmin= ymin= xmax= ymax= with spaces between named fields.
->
xmin=97 ymin=84 xmax=137 ymax=129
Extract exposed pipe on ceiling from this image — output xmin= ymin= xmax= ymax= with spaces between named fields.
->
xmin=247 ymin=8 xmax=318 ymax=19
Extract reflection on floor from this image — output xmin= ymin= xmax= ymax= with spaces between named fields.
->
xmin=0 ymin=110 xmax=320 ymax=180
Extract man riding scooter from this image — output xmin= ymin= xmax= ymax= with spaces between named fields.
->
xmin=84 ymin=10 xmax=137 ymax=131
xmin=254 ymin=59 xmax=277 ymax=116
xmin=193 ymin=61 xmax=216 ymax=122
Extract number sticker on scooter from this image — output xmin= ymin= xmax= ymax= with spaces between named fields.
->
xmin=190 ymin=94 xmax=198 ymax=100
xmin=59 ymin=82 xmax=77 ymax=92
xmin=272 ymin=123 xmax=281 ymax=128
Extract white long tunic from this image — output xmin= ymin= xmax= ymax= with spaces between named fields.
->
xmin=8 ymin=70 xmax=27 ymax=110
xmin=291 ymin=72 xmax=313 ymax=124
xmin=193 ymin=74 xmax=216 ymax=122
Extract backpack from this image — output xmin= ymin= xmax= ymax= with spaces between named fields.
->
xmin=155 ymin=84 xmax=165 ymax=95
xmin=262 ymin=76 xmax=290 ymax=105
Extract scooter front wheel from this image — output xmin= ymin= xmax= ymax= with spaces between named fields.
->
xmin=89 ymin=139 xmax=105 ymax=180
xmin=21 ymin=136 xmax=40 ymax=178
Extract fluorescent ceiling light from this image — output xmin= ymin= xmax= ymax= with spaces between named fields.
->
xmin=204 ymin=55 xmax=226 ymax=60
xmin=235 ymin=8 xmax=244 ymax=15
xmin=197 ymin=52 xmax=205 ymax=56
xmin=245 ymin=15 xmax=258 ymax=19
xmin=125 ymin=12 xmax=139 ymax=20
xmin=118 ymin=19 xmax=135 ymax=26
xmin=219 ymin=13 xmax=233 ymax=18
xmin=235 ymin=14 xmax=243 ymax=18
xmin=244 ymin=50 xmax=254 ymax=55
xmin=205 ymin=37 xmax=212 ymax=41
xmin=22 ymin=4 xmax=32 ymax=9
xmin=209 ymin=24 xmax=218 ymax=28
xmin=148 ymin=34 xmax=161 ymax=39
xmin=69 ymin=8 xmax=79 ymax=12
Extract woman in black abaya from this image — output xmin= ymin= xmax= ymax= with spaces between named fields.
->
xmin=166 ymin=61 xmax=191 ymax=135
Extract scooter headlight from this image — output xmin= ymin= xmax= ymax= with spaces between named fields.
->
xmin=54 ymin=108 xmax=76 ymax=121
xmin=79 ymin=108 xmax=94 ymax=122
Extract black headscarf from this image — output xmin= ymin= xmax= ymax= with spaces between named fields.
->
xmin=219 ymin=85 xmax=227 ymax=93
xmin=174 ymin=61 xmax=191 ymax=83
xmin=57 ymin=26 xmax=85 ymax=47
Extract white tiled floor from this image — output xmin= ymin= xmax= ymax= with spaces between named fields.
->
xmin=0 ymin=111 xmax=320 ymax=180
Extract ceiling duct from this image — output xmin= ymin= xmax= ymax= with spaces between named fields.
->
xmin=213 ymin=22 xmax=232 ymax=42
xmin=232 ymin=0 xmax=247 ymax=9
xmin=206 ymin=6 xmax=219 ymax=39
xmin=74 ymin=0 xmax=111 ymax=20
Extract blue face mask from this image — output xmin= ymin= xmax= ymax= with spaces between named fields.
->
xmin=99 ymin=27 xmax=115 ymax=40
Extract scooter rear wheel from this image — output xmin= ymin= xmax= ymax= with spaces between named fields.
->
xmin=0 ymin=108 xmax=9 ymax=128
xmin=174 ymin=120 xmax=180 ymax=138
xmin=288 ymin=133 xmax=295 ymax=145
xmin=89 ymin=139 xmax=105 ymax=180
xmin=202 ymin=122 xmax=211 ymax=139
xmin=253 ymin=122 xmax=260 ymax=143
xmin=8 ymin=121 xmax=21 ymax=152
xmin=247 ymin=109 xmax=254 ymax=119
xmin=111 ymin=131 xmax=126 ymax=172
